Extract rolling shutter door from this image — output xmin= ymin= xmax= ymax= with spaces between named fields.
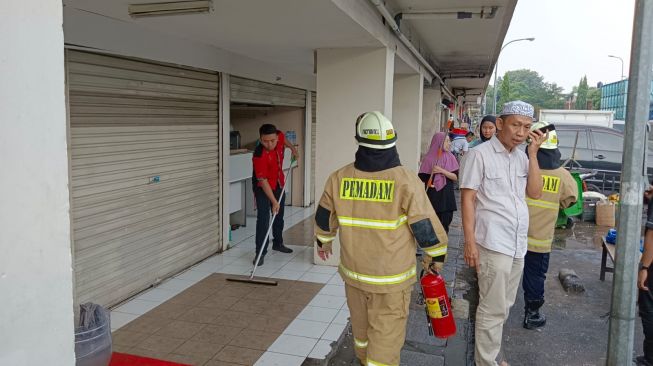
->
xmin=67 ymin=50 xmax=220 ymax=307
xmin=230 ymin=76 xmax=306 ymax=107
xmin=311 ymin=92 xmax=316 ymax=203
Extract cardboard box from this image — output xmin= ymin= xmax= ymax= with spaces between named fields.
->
xmin=595 ymin=200 xmax=616 ymax=227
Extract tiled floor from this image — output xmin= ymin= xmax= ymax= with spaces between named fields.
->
xmin=228 ymin=206 xmax=314 ymax=246
xmin=281 ymin=217 xmax=314 ymax=247
xmin=112 ymin=273 xmax=323 ymax=365
xmin=111 ymin=205 xmax=350 ymax=366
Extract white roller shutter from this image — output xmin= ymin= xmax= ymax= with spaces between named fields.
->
xmin=231 ymin=76 xmax=306 ymax=107
xmin=67 ymin=50 xmax=220 ymax=307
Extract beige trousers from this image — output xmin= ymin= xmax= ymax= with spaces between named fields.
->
xmin=475 ymin=245 xmax=524 ymax=366
xmin=345 ymin=284 xmax=412 ymax=366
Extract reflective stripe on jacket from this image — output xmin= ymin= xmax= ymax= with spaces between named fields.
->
xmin=315 ymin=163 xmax=448 ymax=293
xmin=526 ymin=167 xmax=578 ymax=253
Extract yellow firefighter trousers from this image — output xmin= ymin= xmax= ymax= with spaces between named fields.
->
xmin=345 ymin=284 xmax=412 ymax=366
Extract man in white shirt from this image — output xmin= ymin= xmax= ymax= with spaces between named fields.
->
xmin=459 ymin=101 xmax=546 ymax=366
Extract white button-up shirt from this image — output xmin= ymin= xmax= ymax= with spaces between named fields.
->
xmin=459 ymin=136 xmax=530 ymax=258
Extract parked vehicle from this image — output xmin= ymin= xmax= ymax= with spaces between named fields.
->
xmin=610 ymin=120 xmax=653 ymax=136
xmin=612 ymin=120 xmax=625 ymax=132
xmin=555 ymin=124 xmax=653 ymax=192
xmin=539 ymin=109 xmax=615 ymax=128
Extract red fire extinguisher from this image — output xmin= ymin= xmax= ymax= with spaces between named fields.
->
xmin=420 ymin=270 xmax=456 ymax=339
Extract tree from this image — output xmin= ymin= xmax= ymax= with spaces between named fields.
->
xmin=542 ymin=82 xmax=566 ymax=109
xmin=489 ymin=69 xmax=565 ymax=113
xmin=498 ymin=74 xmax=512 ymax=109
xmin=588 ymin=87 xmax=601 ymax=110
xmin=484 ymin=83 xmax=496 ymax=114
xmin=485 ymin=83 xmax=496 ymax=114
xmin=575 ymin=76 xmax=589 ymax=110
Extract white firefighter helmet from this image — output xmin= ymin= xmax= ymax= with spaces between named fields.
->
xmin=355 ymin=111 xmax=397 ymax=149
xmin=530 ymin=121 xmax=558 ymax=149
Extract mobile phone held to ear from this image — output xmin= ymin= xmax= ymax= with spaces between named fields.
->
xmin=527 ymin=125 xmax=555 ymax=143
xmin=537 ymin=125 xmax=555 ymax=134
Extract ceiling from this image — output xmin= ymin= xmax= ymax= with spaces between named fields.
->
xmin=64 ymin=0 xmax=380 ymax=76
xmin=389 ymin=0 xmax=517 ymax=97
xmin=63 ymin=0 xmax=517 ymax=102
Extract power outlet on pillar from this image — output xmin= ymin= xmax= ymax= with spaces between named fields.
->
xmin=314 ymin=236 xmax=341 ymax=267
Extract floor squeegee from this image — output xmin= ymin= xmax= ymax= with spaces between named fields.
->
xmin=226 ymin=157 xmax=296 ymax=286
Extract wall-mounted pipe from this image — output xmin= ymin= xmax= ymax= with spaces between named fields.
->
xmin=368 ymin=0 xmax=455 ymax=100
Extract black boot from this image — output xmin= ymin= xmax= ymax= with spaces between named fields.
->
xmin=253 ymin=256 xmax=264 ymax=266
xmin=523 ymin=299 xmax=546 ymax=330
xmin=636 ymin=355 xmax=653 ymax=366
xmin=642 ymin=338 xmax=653 ymax=366
xmin=272 ymin=242 xmax=293 ymax=253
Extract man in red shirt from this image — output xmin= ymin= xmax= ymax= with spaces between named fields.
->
xmin=252 ymin=124 xmax=299 ymax=265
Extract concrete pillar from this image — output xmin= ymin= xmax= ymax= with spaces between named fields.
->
xmin=392 ymin=73 xmax=424 ymax=172
xmin=421 ymin=87 xmax=443 ymax=158
xmin=314 ymin=47 xmax=395 ymax=265
xmin=0 ymin=1 xmax=75 ymax=365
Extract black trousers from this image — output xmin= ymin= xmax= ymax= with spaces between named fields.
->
xmin=436 ymin=211 xmax=454 ymax=234
xmin=254 ymin=186 xmax=285 ymax=258
xmin=522 ymin=250 xmax=550 ymax=301
xmin=640 ymin=287 xmax=653 ymax=363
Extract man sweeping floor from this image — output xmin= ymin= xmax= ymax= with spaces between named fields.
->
xmin=251 ymin=123 xmax=298 ymax=266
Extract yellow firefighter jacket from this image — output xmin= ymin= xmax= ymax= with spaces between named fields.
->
xmin=315 ymin=163 xmax=448 ymax=294
xmin=526 ymin=167 xmax=578 ymax=253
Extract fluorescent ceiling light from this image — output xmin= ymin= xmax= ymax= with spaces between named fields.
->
xmin=129 ymin=1 xmax=212 ymax=18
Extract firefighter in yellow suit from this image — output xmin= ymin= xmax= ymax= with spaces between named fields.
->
xmin=314 ymin=111 xmax=449 ymax=366
xmin=522 ymin=121 xmax=578 ymax=330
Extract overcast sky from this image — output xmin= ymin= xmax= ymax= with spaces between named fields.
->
xmin=496 ymin=0 xmax=636 ymax=92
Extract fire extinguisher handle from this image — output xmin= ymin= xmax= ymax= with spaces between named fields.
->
xmin=421 ymin=262 xmax=440 ymax=278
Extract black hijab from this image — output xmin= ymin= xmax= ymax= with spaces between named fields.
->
xmin=354 ymin=146 xmax=402 ymax=172
xmin=536 ymin=148 xmax=562 ymax=170
xmin=479 ymin=115 xmax=497 ymax=142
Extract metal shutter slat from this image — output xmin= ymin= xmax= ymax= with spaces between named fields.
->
xmin=230 ymin=76 xmax=306 ymax=107
xmin=67 ymin=50 xmax=218 ymax=82
xmin=67 ymin=50 xmax=220 ymax=308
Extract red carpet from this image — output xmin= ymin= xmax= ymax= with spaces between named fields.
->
xmin=109 ymin=353 xmax=190 ymax=366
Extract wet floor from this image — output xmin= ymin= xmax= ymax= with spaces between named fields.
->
xmin=502 ymin=217 xmax=645 ymax=366
xmin=553 ymin=220 xmax=607 ymax=250
xmin=327 ymin=214 xmax=648 ymax=366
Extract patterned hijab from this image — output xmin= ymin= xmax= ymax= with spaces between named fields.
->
xmin=419 ymin=132 xmax=459 ymax=191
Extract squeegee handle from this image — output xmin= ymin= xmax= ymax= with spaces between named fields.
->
xmin=250 ymin=159 xmax=296 ymax=278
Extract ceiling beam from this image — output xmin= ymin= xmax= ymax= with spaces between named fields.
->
xmin=330 ymin=0 xmax=433 ymax=82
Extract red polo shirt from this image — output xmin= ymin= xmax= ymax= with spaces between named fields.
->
xmin=252 ymin=131 xmax=286 ymax=190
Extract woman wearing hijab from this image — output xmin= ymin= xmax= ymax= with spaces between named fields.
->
xmin=469 ymin=115 xmax=497 ymax=148
xmin=418 ymin=132 xmax=459 ymax=233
